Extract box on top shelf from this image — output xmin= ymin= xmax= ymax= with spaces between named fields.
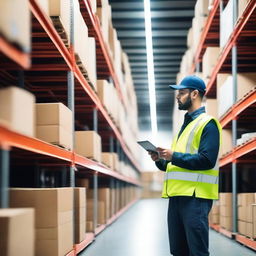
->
xmin=76 ymin=178 xmax=90 ymax=188
xmin=0 ymin=86 xmax=35 ymax=137
xmin=37 ymin=0 xmax=49 ymax=15
xmin=0 ymin=0 xmax=31 ymax=52
xmin=49 ymin=0 xmax=71 ymax=45
xmin=217 ymin=73 xmax=256 ymax=117
xmin=101 ymin=152 xmax=114 ymax=169
xmin=202 ymin=47 xmax=220 ymax=79
xmin=220 ymin=0 xmax=234 ymax=48
xmin=89 ymin=0 xmax=97 ymax=14
xmin=194 ymin=0 xmax=209 ymax=17
xmin=220 ymin=129 xmax=233 ymax=156
xmin=238 ymin=0 xmax=251 ymax=19
xmin=75 ymin=130 xmax=102 ymax=162
xmin=0 ymin=208 xmax=35 ymax=256
xmin=204 ymin=98 xmax=218 ymax=119
xmin=187 ymin=27 xmax=193 ymax=48
xmin=96 ymin=4 xmax=111 ymax=44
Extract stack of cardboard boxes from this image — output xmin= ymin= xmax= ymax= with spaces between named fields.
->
xmin=209 ymin=201 xmax=220 ymax=225
xmin=9 ymin=188 xmax=74 ymax=256
xmin=0 ymin=0 xmax=31 ymax=53
xmin=219 ymin=193 xmax=233 ymax=231
xmin=238 ymin=193 xmax=256 ymax=238
xmin=0 ymin=208 xmax=35 ymax=256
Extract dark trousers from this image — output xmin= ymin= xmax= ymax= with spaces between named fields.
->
xmin=167 ymin=196 xmax=213 ymax=256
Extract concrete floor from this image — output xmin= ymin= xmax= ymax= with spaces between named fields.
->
xmin=80 ymin=199 xmax=255 ymax=256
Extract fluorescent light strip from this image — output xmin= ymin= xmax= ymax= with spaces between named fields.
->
xmin=144 ymin=0 xmax=158 ymax=137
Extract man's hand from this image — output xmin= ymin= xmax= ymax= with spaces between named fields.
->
xmin=148 ymin=151 xmax=160 ymax=162
xmin=157 ymin=147 xmax=173 ymax=161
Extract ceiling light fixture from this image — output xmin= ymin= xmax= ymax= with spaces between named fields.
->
xmin=144 ymin=0 xmax=158 ymax=138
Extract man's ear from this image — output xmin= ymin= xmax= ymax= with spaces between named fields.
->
xmin=191 ymin=89 xmax=199 ymax=99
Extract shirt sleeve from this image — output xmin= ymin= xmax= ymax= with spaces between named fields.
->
xmin=155 ymin=159 xmax=170 ymax=171
xmin=171 ymin=119 xmax=220 ymax=170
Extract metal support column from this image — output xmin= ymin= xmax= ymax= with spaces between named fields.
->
xmin=93 ymin=108 xmax=98 ymax=133
xmin=109 ymin=136 xmax=114 ymax=153
xmin=231 ymin=0 xmax=238 ymax=234
xmin=0 ymin=149 xmax=10 ymax=208
xmin=93 ymin=173 xmax=98 ymax=230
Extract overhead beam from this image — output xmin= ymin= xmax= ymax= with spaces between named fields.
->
xmin=125 ymin=47 xmax=186 ymax=54
xmin=112 ymin=10 xmax=194 ymax=19
xmin=117 ymin=30 xmax=188 ymax=37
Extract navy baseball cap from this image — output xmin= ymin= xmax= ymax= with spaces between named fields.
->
xmin=169 ymin=75 xmax=206 ymax=93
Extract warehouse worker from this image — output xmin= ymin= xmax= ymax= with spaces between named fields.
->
xmin=148 ymin=75 xmax=222 ymax=256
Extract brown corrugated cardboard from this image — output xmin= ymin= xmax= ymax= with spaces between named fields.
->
xmin=36 ymin=103 xmax=72 ymax=132
xmin=36 ymin=125 xmax=73 ymax=150
xmin=74 ymin=188 xmax=86 ymax=208
xmin=238 ymin=206 xmax=246 ymax=221
xmin=36 ymin=222 xmax=73 ymax=256
xmin=246 ymin=222 xmax=253 ymax=238
xmin=75 ymin=131 xmax=102 ymax=162
xmin=111 ymin=153 xmax=119 ymax=172
xmin=76 ymin=178 xmax=90 ymax=188
xmin=238 ymin=0 xmax=251 ymax=19
xmin=220 ymin=216 xmax=232 ymax=231
xmin=0 ymin=0 xmax=30 ymax=52
xmin=219 ymin=193 xmax=232 ymax=206
xmin=220 ymin=205 xmax=232 ymax=217
xmin=86 ymin=221 xmax=94 ymax=232
xmin=220 ymin=129 xmax=233 ymax=156
xmin=101 ymin=153 xmax=114 ymax=169
xmin=0 ymin=87 xmax=35 ymax=137
xmin=205 ymin=99 xmax=218 ymax=119
xmin=37 ymin=0 xmax=49 ymax=15
xmin=96 ymin=6 xmax=110 ymax=43
xmin=194 ymin=0 xmax=209 ymax=17
xmin=10 ymin=188 xmax=73 ymax=228
xmin=202 ymin=47 xmax=220 ymax=79
xmin=97 ymin=80 xmax=111 ymax=109
xmin=75 ymin=222 xmax=86 ymax=243
xmin=0 ymin=208 xmax=34 ymax=256
xmin=253 ymin=204 xmax=256 ymax=238
xmin=49 ymin=0 xmax=71 ymax=44
xmin=238 ymin=220 xmax=246 ymax=236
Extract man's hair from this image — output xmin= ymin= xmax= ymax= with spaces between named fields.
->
xmin=189 ymin=88 xmax=205 ymax=99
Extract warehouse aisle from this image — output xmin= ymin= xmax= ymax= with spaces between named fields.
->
xmin=81 ymin=199 xmax=255 ymax=256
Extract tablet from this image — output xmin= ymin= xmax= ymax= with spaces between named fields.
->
xmin=137 ymin=140 xmax=158 ymax=153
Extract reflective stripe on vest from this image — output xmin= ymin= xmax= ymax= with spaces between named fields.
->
xmin=164 ymin=171 xmax=219 ymax=184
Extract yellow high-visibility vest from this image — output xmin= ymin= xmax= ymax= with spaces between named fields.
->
xmin=162 ymin=113 xmax=222 ymax=200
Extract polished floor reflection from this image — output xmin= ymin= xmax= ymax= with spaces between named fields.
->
xmin=80 ymin=199 xmax=255 ymax=256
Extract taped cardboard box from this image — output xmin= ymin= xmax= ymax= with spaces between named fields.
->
xmin=238 ymin=220 xmax=246 ymax=236
xmin=36 ymin=221 xmax=73 ymax=256
xmin=0 ymin=0 xmax=31 ymax=52
xmin=9 ymin=188 xmax=73 ymax=228
xmin=0 ymin=208 xmax=34 ymax=256
xmin=101 ymin=153 xmax=114 ymax=169
xmin=75 ymin=131 xmax=102 ymax=162
xmin=0 ymin=87 xmax=35 ymax=137
xmin=202 ymin=47 xmax=220 ymax=79
xmin=220 ymin=129 xmax=232 ymax=156
xmin=220 ymin=216 xmax=232 ymax=231
xmin=76 ymin=178 xmax=90 ymax=188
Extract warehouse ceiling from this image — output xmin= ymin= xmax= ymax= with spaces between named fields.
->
xmin=109 ymin=0 xmax=197 ymax=131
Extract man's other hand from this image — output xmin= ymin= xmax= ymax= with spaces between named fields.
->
xmin=156 ymin=147 xmax=173 ymax=161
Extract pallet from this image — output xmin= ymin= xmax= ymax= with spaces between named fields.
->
xmin=51 ymin=16 xmax=69 ymax=47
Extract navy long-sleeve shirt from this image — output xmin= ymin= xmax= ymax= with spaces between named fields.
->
xmin=155 ymin=107 xmax=220 ymax=171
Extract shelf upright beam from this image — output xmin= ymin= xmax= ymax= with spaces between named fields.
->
xmin=231 ymin=0 xmax=238 ymax=234
xmin=93 ymin=108 xmax=98 ymax=133
xmin=0 ymin=149 xmax=10 ymax=208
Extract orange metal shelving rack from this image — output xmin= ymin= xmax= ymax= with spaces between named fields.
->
xmin=0 ymin=1 xmax=142 ymax=255
xmin=191 ymin=0 xmax=256 ymax=251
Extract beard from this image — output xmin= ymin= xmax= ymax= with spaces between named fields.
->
xmin=178 ymin=95 xmax=192 ymax=110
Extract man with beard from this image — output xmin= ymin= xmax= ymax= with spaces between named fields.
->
xmin=148 ymin=75 xmax=222 ymax=256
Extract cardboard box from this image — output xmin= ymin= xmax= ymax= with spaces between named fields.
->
xmin=220 ymin=205 xmax=232 ymax=217
xmin=0 ymin=0 xmax=30 ymax=52
xmin=101 ymin=153 xmax=114 ymax=169
xmin=238 ymin=220 xmax=246 ymax=236
xmin=221 ymin=129 xmax=233 ymax=156
xmin=246 ymin=222 xmax=253 ymax=238
xmin=202 ymin=47 xmax=220 ymax=79
xmin=97 ymin=80 xmax=111 ymax=109
xmin=253 ymin=204 xmax=256 ymax=238
xmin=49 ymin=0 xmax=71 ymax=44
xmin=76 ymin=179 xmax=90 ymax=188
xmin=205 ymin=98 xmax=218 ymax=119
xmin=75 ymin=131 xmax=102 ymax=162
xmin=86 ymin=221 xmax=94 ymax=232
xmin=220 ymin=216 xmax=232 ymax=231
xmin=0 ymin=87 xmax=35 ymax=137
xmin=194 ymin=0 xmax=209 ymax=17
xmin=111 ymin=153 xmax=119 ymax=172
xmin=36 ymin=222 xmax=73 ymax=256
xmin=238 ymin=206 xmax=246 ymax=221
xmin=89 ymin=0 xmax=97 ymax=13
xmin=37 ymin=0 xmax=49 ymax=15
xmin=0 ymin=208 xmax=34 ymax=256
xmin=36 ymin=103 xmax=72 ymax=132
xmin=219 ymin=193 xmax=232 ymax=206
xmin=9 ymin=188 xmax=73 ymax=228
xmin=238 ymin=0 xmax=251 ymax=19
xmin=187 ymin=27 xmax=193 ymax=48
xmin=36 ymin=125 xmax=73 ymax=150
xmin=96 ymin=5 xmax=110 ymax=43
xmin=74 ymin=188 xmax=86 ymax=209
